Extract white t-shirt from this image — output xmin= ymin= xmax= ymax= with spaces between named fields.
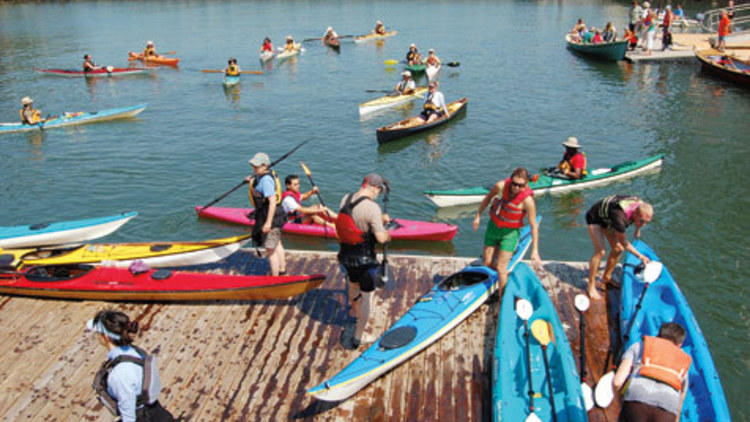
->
xmin=425 ymin=91 xmax=448 ymax=113
xmin=397 ymin=79 xmax=416 ymax=92
xmin=281 ymin=196 xmax=300 ymax=215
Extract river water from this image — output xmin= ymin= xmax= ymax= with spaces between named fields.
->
xmin=0 ymin=0 xmax=747 ymax=418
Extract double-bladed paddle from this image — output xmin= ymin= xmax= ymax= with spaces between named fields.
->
xmin=385 ymin=59 xmax=460 ymax=67
xmin=594 ymin=261 xmax=664 ymax=408
xmin=201 ymin=69 xmax=263 ymax=75
xmin=531 ymin=319 xmax=558 ymax=422
xmin=574 ymin=294 xmax=594 ymax=411
xmin=196 ymin=140 xmax=310 ymax=214
xmin=516 ymin=298 xmax=542 ymax=422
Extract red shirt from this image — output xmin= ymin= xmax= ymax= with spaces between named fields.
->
xmin=719 ymin=16 xmax=731 ymax=36
xmin=262 ymin=41 xmax=273 ymax=52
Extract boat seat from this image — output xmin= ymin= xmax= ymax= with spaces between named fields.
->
xmin=29 ymin=222 xmax=51 ymax=230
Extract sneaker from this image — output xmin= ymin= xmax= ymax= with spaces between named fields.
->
xmin=340 ymin=319 xmax=357 ymax=349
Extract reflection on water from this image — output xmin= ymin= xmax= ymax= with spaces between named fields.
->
xmin=223 ymin=83 xmax=241 ymax=104
xmin=548 ymin=192 xmax=586 ymax=229
xmin=25 ymin=132 xmax=45 ymax=161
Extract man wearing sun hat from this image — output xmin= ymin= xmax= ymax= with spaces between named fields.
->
xmin=19 ymin=97 xmax=43 ymax=125
xmin=335 ymin=173 xmax=391 ymax=349
xmin=556 ymin=136 xmax=587 ymax=180
xmin=142 ymin=40 xmax=157 ymax=57
xmin=245 ymin=152 xmax=287 ymax=276
xmin=394 ymin=70 xmax=416 ymax=95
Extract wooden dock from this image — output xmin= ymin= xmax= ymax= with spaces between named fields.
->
xmin=625 ymin=32 xmax=750 ymax=63
xmin=0 ymin=250 xmax=623 ymax=421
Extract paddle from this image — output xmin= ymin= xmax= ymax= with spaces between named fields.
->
xmin=384 ymin=59 xmax=402 ymax=65
xmin=299 ymin=161 xmax=334 ymax=237
xmin=515 ymin=298 xmax=542 ymax=422
xmin=162 ymin=51 xmax=177 ymax=55
xmin=531 ymin=319 xmax=558 ymax=422
xmin=574 ymin=294 xmax=594 ymax=411
xmin=196 ymin=139 xmax=310 ymax=214
xmin=594 ymin=261 xmax=664 ymax=408
xmin=201 ymin=69 xmax=263 ymax=75
xmin=375 ymin=183 xmax=392 ymax=287
xmin=303 ymin=35 xmax=354 ymax=42
xmin=365 ymin=89 xmax=398 ymax=94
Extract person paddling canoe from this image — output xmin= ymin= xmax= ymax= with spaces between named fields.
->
xmin=224 ymin=57 xmax=240 ymax=76
xmin=373 ymin=20 xmax=387 ymax=35
xmin=419 ymin=81 xmax=449 ymax=123
xmin=83 ymin=54 xmax=102 ymax=72
xmin=406 ymin=43 xmax=422 ymax=65
xmin=19 ymin=97 xmax=45 ymax=125
xmin=552 ymin=136 xmax=587 ymax=180
xmin=323 ymin=27 xmax=339 ymax=47
xmin=585 ymin=195 xmax=653 ymax=300
xmin=394 ymin=71 xmax=416 ymax=95
xmin=142 ymin=40 xmax=157 ymax=57
xmin=281 ymin=174 xmax=337 ymax=229
xmin=473 ymin=167 xmax=542 ymax=295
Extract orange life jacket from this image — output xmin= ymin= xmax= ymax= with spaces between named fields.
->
xmin=639 ymin=336 xmax=692 ymax=391
xmin=489 ymin=178 xmax=533 ymax=229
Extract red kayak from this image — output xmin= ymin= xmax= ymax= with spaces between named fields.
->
xmin=0 ymin=264 xmax=326 ymax=301
xmin=33 ymin=67 xmax=154 ymax=77
xmin=195 ymin=206 xmax=457 ymax=242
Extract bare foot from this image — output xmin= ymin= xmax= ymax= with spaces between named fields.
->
xmin=588 ymin=287 xmax=603 ymax=300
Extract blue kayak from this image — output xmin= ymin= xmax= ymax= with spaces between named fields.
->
xmin=621 ymin=240 xmax=731 ymax=421
xmin=493 ymin=263 xmax=588 ymax=422
xmin=223 ymin=75 xmax=240 ymax=87
xmin=308 ymin=216 xmax=540 ymax=402
xmin=0 ymin=211 xmax=137 ymax=248
xmin=0 ymin=104 xmax=147 ymax=134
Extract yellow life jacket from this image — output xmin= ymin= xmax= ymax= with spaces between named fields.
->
xmin=226 ymin=65 xmax=239 ymax=76
xmin=639 ymin=336 xmax=692 ymax=391
xmin=248 ymin=170 xmax=282 ymax=208
xmin=19 ymin=108 xmax=41 ymax=124
xmin=423 ymin=93 xmax=438 ymax=111
xmin=143 ymin=47 xmax=156 ymax=57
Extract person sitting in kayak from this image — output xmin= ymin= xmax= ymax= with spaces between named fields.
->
xmin=394 ymin=71 xmax=416 ymax=95
xmin=19 ymin=97 xmax=43 ymax=125
xmin=283 ymin=35 xmax=297 ymax=52
xmin=472 ymin=167 xmax=542 ymax=295
xmin=406 ymin=44 xmax=422 ymax=65
xmin=83 ymin=54 xmax=101 ymax=72
xmin=373 ymin=20 xmax=386 ymax=35
xmin=323 ymin=27 xmax=338 ymax=45
xmin=585 ymin=195 xmax=653 ymax=300
xmin=281 ymin=175 xmax=337 ymax=229
xmin=224 ymin=58 xmax=240 ymax=76
xmin=142 ymin=41 xmax=157 ymax=57
xmin=425 ymin=49 xmax=441 ymax=67
xmin=612 ymin=322 xmax=691 ymax=421
xmin=553 ymin=136 xmax=587 ymax=180
xmin=261 ymin=37 xmax=273 ymax=53
xmin=420 ymin=81 xmax=449 ymax=123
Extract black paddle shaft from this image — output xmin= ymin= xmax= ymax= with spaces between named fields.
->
xmin=380 ymin=187 xmax=390 ymax=283
xmin=579 ymin=310 xmax=587 ymax=381
xmin=524 ymin=320 xmax=535 ymax=413
xmin=616 ymin=283 xmax=650 ymax=364
xmin=541 ymin=344 xmax=558 ymax=422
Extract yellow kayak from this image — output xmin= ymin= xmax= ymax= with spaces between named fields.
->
xmin=0 ymin=234 xmax=250 ymax=269
xmin=358 ymin=86 xmax=428 ymax=116
xmin=354 ymin=30 xmax=398 ymax=43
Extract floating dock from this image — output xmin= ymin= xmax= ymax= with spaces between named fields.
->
xmin=625 ymin=32 xmax=750 ymax=63
xmin=0 ymin=250 xmax=623 ymax=421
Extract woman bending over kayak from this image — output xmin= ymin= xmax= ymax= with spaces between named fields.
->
xmin=373 ymin=20 xmax=386 ymax=35
xmin=283 ymin=35 xmax=298 ymax=52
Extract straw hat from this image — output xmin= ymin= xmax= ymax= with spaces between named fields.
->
xmin=21 ymin=97 xmax=33 ymax=105
xmin=562 ymin=136 xmax=582 ymax=148
xmin=401 ymin=71 xmax=412 ymax=77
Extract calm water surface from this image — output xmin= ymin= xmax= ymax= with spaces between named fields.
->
xmin=0 ymin=0 xmax=747 ymax=418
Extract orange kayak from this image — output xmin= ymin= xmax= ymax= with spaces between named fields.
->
xmin=127 ymin=52 xmax=180 ymax=66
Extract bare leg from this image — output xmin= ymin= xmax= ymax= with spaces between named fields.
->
xmin=495 ymin=249 xmax=514 ymax=296
xmin=353 ymin=291 xmax=373 ymax=342
xmin=482 ymin=245 xmax=496 ymax=267
xmin=267 ymin=240 xmax=285 ymax=276
xmin=587 ymin=225 xmax=606 ymax=300
xmin=311 ymin=214 xmax=336 ymax=229
xmin=602 ymin=232 xmax=624 ymax=283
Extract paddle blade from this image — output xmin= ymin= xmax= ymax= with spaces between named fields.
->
xmin=642 ymin=261 xmax=663 ymax=283
xmin=574 ymin=294 xmax=590 ymax=312
xmin=531 ymin=319 xmax=552 ymax=346
xmin=582 ymin=383 xmax=594 ymax=411
xmin=384 ymin=59 xmax=398 ymax=65
xmin=594 ymin=371 xmax=615 ymax=408
xmin=515 ymin=298 xmax=533 ymax=321
xmin=446 ymin=61 xmax=460 ymax=67
xmin=525 ymin=412 xmax=542 ymax=422
xmin=300 ymin=161 xmax=312 ymax=177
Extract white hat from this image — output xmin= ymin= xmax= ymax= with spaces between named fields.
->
xmin=376 ymin=20 xmax=383 ymax=25
xmin=410 ymin=43 xmax=416 ymax=48
xmin=402 ymin=71 xmax=412 ymax=77
xmin=147 ymin=40 xmax=154 ymax=45
xmin=665 ymin=5 xmax=671 ymax=9
xmin=248 ymin=152 xmax=271 ymax=167
xmin=643 ymin=1 xmax=650 ymax=7
xmin=286 ymin=35 xmax=293 ymax=40
xmin=562 ymin=136 xmax=582 ymax=148
xmin=85 ymin=316 xmax=121 ymax=341
xmin=327 ymin=26 xmax=333 ymax=32
xmin=21 ymin=96 xmax=33 ymax=105
xmin=428 ymin=48 xmax=435 ymax=53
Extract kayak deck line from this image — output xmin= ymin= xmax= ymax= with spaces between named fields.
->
xmin=0 ymin=249 xmax=626 ymax=420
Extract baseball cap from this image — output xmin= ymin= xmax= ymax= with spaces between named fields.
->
xmin=363 ymin=173 xmax=389 ymax=189
xmin=248 ymin=152 xmax=271 ymax=167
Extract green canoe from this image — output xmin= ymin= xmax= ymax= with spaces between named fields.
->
xmin=405 ymin=63 xmax=425 ymax=73
xmin=424 ymin=154 xmax=663 ymax=208
xmin=565 ymin=34 xmax=628 ymax=62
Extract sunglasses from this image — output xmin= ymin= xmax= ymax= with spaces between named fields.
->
xmin=510 ymin=180 xmax=526 ymax=189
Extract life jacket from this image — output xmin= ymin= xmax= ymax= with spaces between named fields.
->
xmin=92 ymin=345 xmax=162 ymax=417
xmin=376 ymin=26 xmax=386 ymax=35
xmin=19 ymin=108 xmax=41 ymax=125
xmin=639 ymin=336 xmax=692 ymax=391
xmin=397 ymin=79 xmax=410 ymax=93
xmin=226 ymin=64 xmax=239 ymax=76
xmin=558 ymin=151 xmax=588 ymax=176
xmin=423 ymin=92 xmax=438 ymax=111
xmin=406 ymin=50 xmax=417 ymax=62
xmin=143 ymin=47 xmax=157 ymax=57
xmin=262 ymin=42 xmax=273 ymax=52
xmin=249 ymin=172 xmax=286 ymax=244
xmin=597 ymin=195 xmax=640 ymax=226
xmin=83 ymin=61 xmax=95 ymax=72
xmin=281 ymin=190 xmax=302 ymax=219
xmin=426 ymin=56 xmax=439 ymax=66
xmin=489 ymin=178 xmax=534 ymax=229
xmin=336 ymin=194 xmax=377 ymax=264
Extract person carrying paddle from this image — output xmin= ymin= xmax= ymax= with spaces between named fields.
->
xmin=281 ymin=174 xmax=337 ymax=229
xmin=406 ymin=43 xmax=422 ymax=65
xmin=83 ymin=54 xmax=102 ymax=72
xmin=86 ymin=310 xmax=175 ymax=422
xmin=585 ymin=195 xmax=653 ymax=300
xmin=335 ymin=173 xmax=391 ymax=349
xmin=224 ymin=58 xmax=240 ymax=76
xmin=472 ymin=167 xmax=542 ymax=294
xmin=554 ymin=136 xmax=587 ymax=180
xmin=19 ymin=97 xmax=44 ymax=125
xmin=611 ymin=322 xmax=690 ymax=421
xmin=420 ymin=81 xmax=449 ymax=123
xmin=142 ymin=41 xmax=157 ymax=57
xmin=373 ymin=20 xmax=386 ymax=35
xmin=394 ymin=71 xmax=416 ymax=95
xmin=245 ymin=152 xmax=287 ymax=276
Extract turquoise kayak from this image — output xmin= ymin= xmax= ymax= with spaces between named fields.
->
xmin=424 ymin=154 xmax=663 ymax=208
xmin=0 ymin=212 xmax=137 ymax=248
xmin=308 ymin=216 xmax=539 ymax=402
xmin=0 ymin=104 xmax=147 ymax=135
xmin=620 ymin=240 xmax=731 ymax=421
xmin=223 ymin=75 xmax=240 ymax=87
xmin=493 ymin=263 xmax=588 ymax=422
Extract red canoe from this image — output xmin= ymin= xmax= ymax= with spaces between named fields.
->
xmin=0 ymin=264 xmax=326 ymax=301
xmin=33 ymin=67 xmax=154 ymax=77
xmin=195 ymin=206 xmax=457 ymax=242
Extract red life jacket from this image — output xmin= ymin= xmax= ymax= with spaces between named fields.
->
xmin=336 ymin=194 xmax=377 ymax=262
xmin=489 ymin=178 xmax=533 ymax=229
xmin=639 ymin=336 xmax=692 ymax=391
xmin=281 ymin=190 xmax=302 ymax=218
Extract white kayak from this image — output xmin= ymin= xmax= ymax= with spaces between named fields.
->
xmin=426 ymin=64 xmax=440 ymax=81
xmin=358 ymin=87 xmax=429 ymax=116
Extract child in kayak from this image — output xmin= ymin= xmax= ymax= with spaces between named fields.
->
xmin=224 ymin=58 xmax=240 ymax=76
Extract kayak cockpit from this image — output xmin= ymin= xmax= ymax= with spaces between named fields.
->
xmin=25 ymin=264 xmax=95 ymax=282
xmin=438 ymin=270 xmax=490 ymax=291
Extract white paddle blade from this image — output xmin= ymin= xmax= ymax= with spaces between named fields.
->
xmin=582 ymin=382 xmax=594 ymax=411
xmin=525 ymin=412 xmax=542 ymax=422
xmin=642 ymin=261 xmax=663 ymax=283
xmin=594 ymin=371 xmax=615 ymax=408
xmin=574 ymin=294 xmax=590 ymax=312
xmin=516 ymin=299 xmax=533 ymax=321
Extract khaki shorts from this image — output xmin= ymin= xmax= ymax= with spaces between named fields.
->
xmin=262 ymin=228 xmax=282 ymax=250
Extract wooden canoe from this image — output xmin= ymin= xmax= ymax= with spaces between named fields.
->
xmin=695 ymin=49 xmax=750 ymax=87
xmin=376 ymin=98 xmax=467 ymax=144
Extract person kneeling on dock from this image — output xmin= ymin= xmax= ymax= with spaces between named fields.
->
xmin=420 ymin=81 xmax=449 ymax=123
xmin=87 ymin=310 xmax=174 ymax=422
xmin=473 ymin=168 xmax=541 ymax=294
xmin=281 ymin=174 xmax=337 ymax=229
xmin=612 ymin=322 xmax=691 ymax=421
xmin=336 ymin=173 xmax=391 ymax=349
xmin=585 ymin=195 xmax=653 ymax=300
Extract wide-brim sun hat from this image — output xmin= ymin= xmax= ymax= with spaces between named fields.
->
xmin=562 ymin=136 xmax=582 ymax=148
xmin=402 ymin=71 xmax=411 ymax=77
xmin=21 ymin=97 xmax=33 ymax=105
